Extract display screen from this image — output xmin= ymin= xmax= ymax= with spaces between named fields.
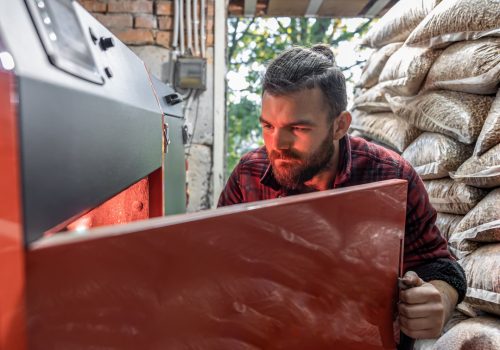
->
xmin=27 ymin=0 xmax=102 ymax=83
xmin=46 ymin=0 xmax=96 ymax=72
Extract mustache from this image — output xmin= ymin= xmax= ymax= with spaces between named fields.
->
xmin=269 ymin=150 xmax=301 ymax=160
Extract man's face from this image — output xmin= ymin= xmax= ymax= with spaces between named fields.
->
xmin=260 ymin=88 xmax=335 ymax=190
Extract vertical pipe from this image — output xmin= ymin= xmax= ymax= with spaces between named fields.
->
xmin=179 ymin=0 xmax=185 ymax=55
xmin=193 ymin=0 xmax=200 ymax=56
xmin=200 ymin=0 xmax=206 ymax=57
xmin=172 ymin=0 xmax=180 ymax=49
xmin=186 ymin=0 xmax=193 ymax=53
xmin=212 ymin=0 xmax=225 ymax=205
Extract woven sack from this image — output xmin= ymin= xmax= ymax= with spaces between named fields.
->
xmin=432 ymin=315 xmax=500 ymax=349
xmin=359 ymin=43 xmax=403 ymax=89
xmin=379 ymin=46 xmax=440 ymax=96
xmin=352 ymin=83 xmax=392 ymax=113
xmin=387 ymin=91 xmax=494 ymax=144
xmin=449 ymin=189 xmax=500 ymax=258
xmin=361 ymin=0 xmax=441 ymax=48
xmin=350 ymin=112 xmax=421 ymax=153
xmin=475 ymin=90 xmax=500 ymax=156
xmin=402 ymin=132 xmax=473 ymax=179
xmin=451 ymin=143 xmax=500 ymax=188
xmin=406 ymin=0 xmax=500 ymax=49
xmin=349 ymin=130 xmax=364 ymax=139
xmin=423 ymin=38 xmax=500 ymax=94
xmin=423 ymin=178 xmax=487 ymax=215
xmin=436 ymin=213 xmax=464 ymax=241
xmin=413 ymin=309 xmax=472 ymax=349
xmin=460 ymin=245 xmax=500 ymax=316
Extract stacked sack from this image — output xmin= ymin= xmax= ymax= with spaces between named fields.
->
xmin=352 ymin=0 xmax=500 ymax=348
xmin=350 ymin=0 xmax=443 ymax=153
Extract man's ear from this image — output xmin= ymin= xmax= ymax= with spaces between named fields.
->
xmin=332 ymin=111 xmax=352 ymax=140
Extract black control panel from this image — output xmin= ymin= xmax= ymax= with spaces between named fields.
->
xmin=25 ymin=0 xmax=104 ymax=84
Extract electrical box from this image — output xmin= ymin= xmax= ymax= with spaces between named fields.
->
xmin=174 ymin=57 xmax=206 ymax=90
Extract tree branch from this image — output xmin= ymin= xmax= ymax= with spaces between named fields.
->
xmin=276 ymin=18 xmax=287 ymax=33
xmin=340 ymin=60 xmax=365 ymax=71
xmin=228 ymin=17 xmax=256 ymax=63
xmin=300 ymin=18 xmax=307 ymax=44
xmin=331 ymin=18 xmax=373 ymax=46
xmin=227 ymin=17 xmax=240 ymax=62
xmin=328 ymin=19 xmax=340 ymax=45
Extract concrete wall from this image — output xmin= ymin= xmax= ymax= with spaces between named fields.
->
xmin=79 ymin=0 xmax=215 ymax=212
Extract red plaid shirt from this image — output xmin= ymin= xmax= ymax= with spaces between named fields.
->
xmin=218 ymin=135 xmax=466 ymax=298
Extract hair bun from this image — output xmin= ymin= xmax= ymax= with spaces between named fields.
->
xmin=311 ymin=44 xmax=335 ymax=65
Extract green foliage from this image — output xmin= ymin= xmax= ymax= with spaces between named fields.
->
xmin=226 ymin=96 xmax=264 ymax=174
xmin=225 ymin=17 xmax=373 ymax=178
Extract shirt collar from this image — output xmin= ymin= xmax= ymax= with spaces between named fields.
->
xmin=260 ymin=134 xmax=352 ymax=190
xmin=333 ymin=134 xmax=352 ymax=188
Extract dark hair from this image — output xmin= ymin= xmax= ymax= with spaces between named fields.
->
xmin=263 ymin=44 xmax=347 ymax=122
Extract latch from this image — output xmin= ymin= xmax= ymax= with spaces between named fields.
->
xmin=163 ymin=122 xmax=171 ymax=153
xmin=165 ymin=93 xmax=182 ymax=105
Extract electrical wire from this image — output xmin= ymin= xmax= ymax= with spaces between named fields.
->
xmin=186 ymin=90 xmax=201 ymax=157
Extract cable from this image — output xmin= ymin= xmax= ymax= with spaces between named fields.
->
xmin=186 ymin=90 xmax=201 ymax=157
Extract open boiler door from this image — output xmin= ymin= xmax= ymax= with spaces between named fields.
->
xmin=26 ymin=179 xmax=407 ymax=350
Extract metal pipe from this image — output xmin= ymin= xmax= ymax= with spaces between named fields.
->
xmin=200 ymin=0 xmax=206 ymax=57
xmin=179 ymin=0 xmax=185 ymax=55
xmin=193 ymin=0 xmax=200 ymax=56
xmin=212 ymin=0 xmax=225 ymax=203
xmin=172 ymin=0 xmax=180 ymax=49
xmin=186 ymin=0 xmax=193 ymax=53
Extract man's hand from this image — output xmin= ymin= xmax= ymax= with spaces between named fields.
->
xmin=398 ymin=271 xmax=458 ymax=339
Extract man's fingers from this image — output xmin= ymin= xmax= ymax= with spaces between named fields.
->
xmin=398 ymin=277 xmax=448 ymax=340
xmin=398 ymin=300 xmax=445 ymax=318
xmin=399 ymin=283 xmax=442 ymax=304
xmin=399 ymin=315 xmax=436 ymax=331
xmin=401 ymin=271 xmax=424 ymax=288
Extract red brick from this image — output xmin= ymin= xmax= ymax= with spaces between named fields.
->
xmin=157 ymin=16 xmax=173 ymax=30
xmin=206 ymin=1 xmax=214 ymax=17
xmin=206 ymin=18 xmax=213 ymax=31
xmin=206 ymin=33 xmax=213 ymax=47
xmin=227 ymin=3 xmax=242 ymax=16
xmin=156 ymin=30 xmax=172 ymax=48
xmin=94 ymin=13 xmax=133 ymax=29
xmin=156 ymin=1 xmax=174 ymax=15
xmin=115 ymin=28 xmax=154 ymax=45
xmin=108 ymin=0 xmax=152 ymax=14
xmin=80 ymin=0 xmax=107 ymax=13
xmin=135 ymin=14 xmax=157 ymax=29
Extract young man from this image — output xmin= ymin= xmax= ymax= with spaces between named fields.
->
xmin=218 ymin=44 xmax=466 ymax=339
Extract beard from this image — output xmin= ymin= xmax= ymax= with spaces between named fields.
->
xmin=267 ymin=133 xmax=335 ymax=190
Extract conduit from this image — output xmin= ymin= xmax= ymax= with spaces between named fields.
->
xmin=193 ymin=0 xmax=200 ymax=56
xmin=200 ymin=0 xmax=206 ymax=57
xmin=179 ymin=0 xmax=185 ymax=55
xmin=186 ymin=0 xmax=193 ymax=53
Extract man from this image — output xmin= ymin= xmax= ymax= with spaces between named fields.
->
xmin=218 ymin=44 xmax=466 ymax=340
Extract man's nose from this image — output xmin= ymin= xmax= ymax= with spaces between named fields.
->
xmin=272 ymin=129 xmax=291 ymax=150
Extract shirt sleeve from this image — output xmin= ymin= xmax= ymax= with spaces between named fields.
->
xmin=217 ymin=163 xmax=244 ymax=207
xmin=402 ymin=163 xmax=467 ymax=303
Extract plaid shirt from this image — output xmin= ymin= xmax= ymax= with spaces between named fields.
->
xmin=218 ymin=135 xmax=466 ymax=300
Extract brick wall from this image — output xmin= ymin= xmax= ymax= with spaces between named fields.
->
xmin=79 ymin=0 xmax=214 ymax=48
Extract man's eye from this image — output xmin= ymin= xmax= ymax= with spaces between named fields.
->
xmin=291 ymin=126 xmax=309 ymax=132
xmin=262 ymin=123 xmax=273 ymax=130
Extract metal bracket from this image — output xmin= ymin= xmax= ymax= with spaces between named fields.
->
xmin=163 ymin=122 xmax=171 ymax=153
